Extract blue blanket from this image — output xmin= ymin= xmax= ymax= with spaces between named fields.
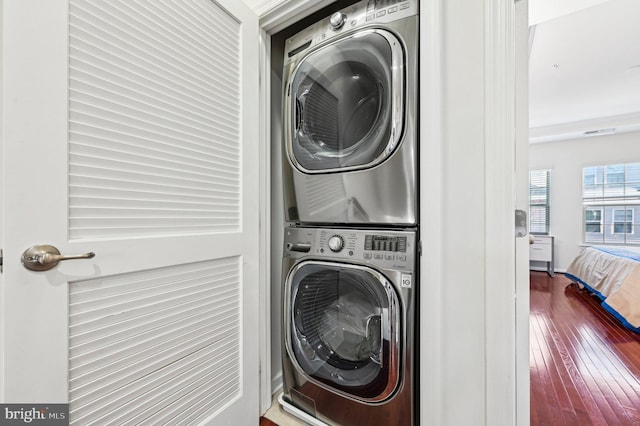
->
xmin=592 ymin=246 xmax=640 ymax=263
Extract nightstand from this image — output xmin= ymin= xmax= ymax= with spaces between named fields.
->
xmin=530 ymin=235 xmax=554 ymax=276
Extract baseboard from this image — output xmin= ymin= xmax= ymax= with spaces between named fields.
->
xmin=529 ymin=266 xmax=550 ymax=273
xmin=271 ymin=371 xmax=283 ymax=395
xmin=278 ymin=393 xmax=328 ymax=426
xmin=529 ymin=267 xmax=567 ymax=274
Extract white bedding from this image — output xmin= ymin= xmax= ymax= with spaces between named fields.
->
xmin=566 ymin=246 xmax=640 ymax=330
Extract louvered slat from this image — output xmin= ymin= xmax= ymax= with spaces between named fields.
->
xmin=69 ymin=0 xmax=242 ymax=239
xmin=68 ymin=257 xmax=241 ymax=425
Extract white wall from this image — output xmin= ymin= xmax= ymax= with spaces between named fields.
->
xmin=529 ymin=131 xmax=640 ymax=270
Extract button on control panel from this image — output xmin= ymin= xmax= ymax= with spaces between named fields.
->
xmin=329 ymin=12 xmax=346 ymax=30
xmin=366 ymin=0 xmax=412 ymax=21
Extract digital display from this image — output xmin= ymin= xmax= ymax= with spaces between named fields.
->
xmin=365 ymin=235 xmax=407 ymax=252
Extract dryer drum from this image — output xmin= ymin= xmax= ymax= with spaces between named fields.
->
xmin=299 ymin=61 xmax=385 ymax=153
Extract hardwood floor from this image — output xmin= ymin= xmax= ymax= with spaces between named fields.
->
xmin=530 ymin=271 xmax=640 ymax=425
xmin=259 ymin=417 xmax=278 ymax=426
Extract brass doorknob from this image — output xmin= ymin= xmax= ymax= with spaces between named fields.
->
xmin=21 ymin=245 xmax=95 ymax=271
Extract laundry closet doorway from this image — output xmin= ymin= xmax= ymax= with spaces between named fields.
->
xmin=263 ymin=0 xmax=527 ymax=424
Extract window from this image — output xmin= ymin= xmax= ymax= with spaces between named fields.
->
xmin=582 ymin=162 xmax=640 ymax=245
xmin=605 ymin=165 xmax=625 ymax=184
xmin=585 ymin=208 xmax=602 ymax=233
xmin=529 ymin=169 xmax=550 ymax=234
xmin=612 ymin=209 xmax=633 ymax=234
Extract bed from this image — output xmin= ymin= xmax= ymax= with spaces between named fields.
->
xmin=566 ymin=246 xmax=640 ymax=332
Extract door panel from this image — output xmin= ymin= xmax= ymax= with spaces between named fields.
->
xmin=68 ymin=258 xmax=241 ymax=424
xmin=69 ymin=0 xmax=243 ymax=239
xmin=2 ymin=0 xmax=259 ymax=424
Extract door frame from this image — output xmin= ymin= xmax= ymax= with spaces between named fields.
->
xmin=0 ymin=0 xmax=4 ymax=403
xmin=258 ymin=22 xmax=273 ymax=414
xmin=514 ymin=1 xmax=530 ymax=424
xmin=484 ymin=0 xmax=519 ymax=423
xmin=419 ymin=0 xmax=523 ymax=423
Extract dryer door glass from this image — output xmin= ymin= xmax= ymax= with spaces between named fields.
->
xmin=288 ymin=30 xmax=404 ymax=172
xmin=287 ymin=262 xmax=400 ymax=401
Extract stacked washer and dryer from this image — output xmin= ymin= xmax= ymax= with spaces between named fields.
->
xmin=279 ymin=1 xmax=419 ymax=425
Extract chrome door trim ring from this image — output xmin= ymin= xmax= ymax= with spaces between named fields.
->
xmin=283 ymin=260 xmax=402 ymax=404
xmin=284 ymin=27 xmax=406 ymax=174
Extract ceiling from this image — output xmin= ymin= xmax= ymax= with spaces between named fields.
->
xmin=529 ymin=0 xmax=640 ymax=141
xmin=528 ymin=0 xmax=610 ymax=26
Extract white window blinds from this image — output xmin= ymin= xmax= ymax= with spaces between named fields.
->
xmin=529 ymin=169 xmax=550 ymax=234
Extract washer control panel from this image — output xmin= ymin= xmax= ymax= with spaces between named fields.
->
xmin=283 ymin=0 xmax=417 ymax=65
xmin=366 ymin=0 xmax=415 ymax=22
xmin=284 ymin=226 xmax=417 ymax=270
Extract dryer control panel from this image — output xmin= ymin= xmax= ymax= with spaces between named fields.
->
xmin=283 ymin=0 xmax=418 ymax=65
xmin=284 ymin=226 xmax=417 ymax=271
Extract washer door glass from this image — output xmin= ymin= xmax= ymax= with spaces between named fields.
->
xmin=288 ymin=30 xmax=404 ymax=172
xmin=287 ymin=262 xmax=400 ymax=401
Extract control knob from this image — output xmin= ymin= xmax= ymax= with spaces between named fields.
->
xmin=329 ymin=12 xmax=347 ymax=30
xmin=328 ymin=235 xmax=344 ymax=252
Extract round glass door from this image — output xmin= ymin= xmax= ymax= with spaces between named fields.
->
xmin=286 ymin=261 xmax=400 ymax=401
xmin=287 ymin=30 xmax=404 ymax=173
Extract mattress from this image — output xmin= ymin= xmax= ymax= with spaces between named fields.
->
xmin=566 ymin=246 xmax=640 ymax=332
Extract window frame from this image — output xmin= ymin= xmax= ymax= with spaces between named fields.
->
xmin=611 ymin=208 xmax=634 ymax=235
xmin=584 ymin=207 xmax=603 ymax=234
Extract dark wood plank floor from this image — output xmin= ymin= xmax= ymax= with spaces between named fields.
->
xmin=530 ymin=271 xmax=640 ymax=425
xmin=260 ymin=417 xmax=278 ymax=426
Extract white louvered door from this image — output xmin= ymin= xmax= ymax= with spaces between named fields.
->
xmin=2 ymin=1 xmax=260 ymax=425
